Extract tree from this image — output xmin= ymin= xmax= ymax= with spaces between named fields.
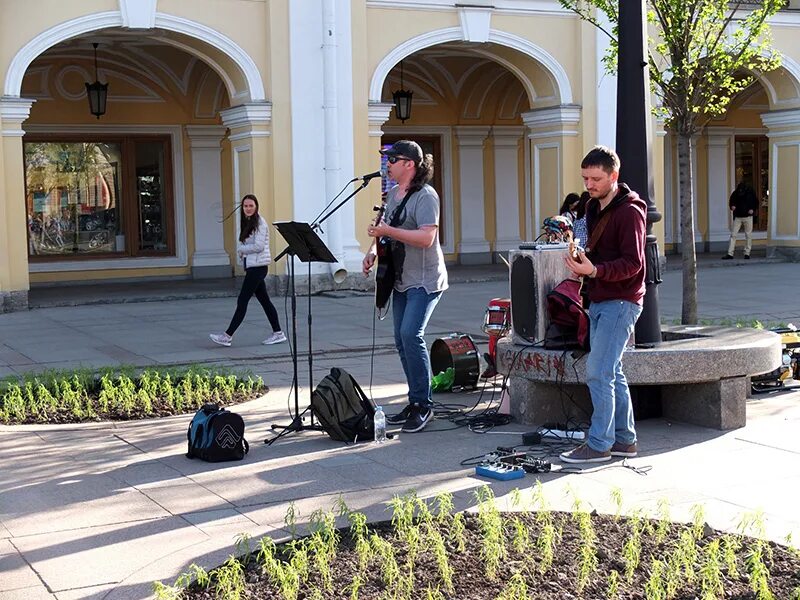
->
xmin=560 ymin=0 xmax=782 ymax=323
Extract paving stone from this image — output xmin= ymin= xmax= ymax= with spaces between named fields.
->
xmin=10 ymin=517 xmax=208 ymax=592
xmin=0 ymin=541 xmax=44 ymax=592
xmin=1 ymin=482 xmax=170 ymax=537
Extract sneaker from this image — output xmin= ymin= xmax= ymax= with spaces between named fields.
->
xmin=610 ymin=441 xmax=638 ymax=457
xmin=386 ymin=405 xmax=414 ymax=425
xmin=744 ymin=254 xmax=750 ymax=260
xmin=402 ymin=405 xmax=433 ymax=433
xmin=262 ymin=331 xmax=288 ymax=345
xmin=559 ymin=443 xmax=611 ymax=464
xmin=722 ymin=254 xmax=734 ymax=260
xmin=210 ymin=332 xmax=232 ymax=347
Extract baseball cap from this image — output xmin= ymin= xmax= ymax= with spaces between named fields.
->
xmin=380 ymin=140 xmax=423 ymax=164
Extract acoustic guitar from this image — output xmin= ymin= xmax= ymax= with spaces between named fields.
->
xmin=372 ymin=203 xmax=394 ymax=312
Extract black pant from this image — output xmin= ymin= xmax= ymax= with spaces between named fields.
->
xmin=226 ymin=266 xmax=281 ymax=335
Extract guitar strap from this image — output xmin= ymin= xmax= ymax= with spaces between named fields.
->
xmin=388 ymin=189 xmax=415 ymax=227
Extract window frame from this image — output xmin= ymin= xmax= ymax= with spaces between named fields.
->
xmin=23 ymin=133 xmax=177 ymax=263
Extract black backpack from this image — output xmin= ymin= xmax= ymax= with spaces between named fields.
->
xmin=544 ymin=278 xmax=590 ymax=351
xmin=186 ymin=403 xmax=249 ymax=462
xmin=310 ymin=368 xmax=376 ymax=443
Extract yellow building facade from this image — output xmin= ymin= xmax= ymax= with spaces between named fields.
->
xmin=1 ymin=0 xmax=799 ymax=311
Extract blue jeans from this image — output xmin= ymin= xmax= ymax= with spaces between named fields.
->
xmin=586 ymin=300 xmax=643 ymax=452
xmin=392 ymin=287 xmax=442 ymax=408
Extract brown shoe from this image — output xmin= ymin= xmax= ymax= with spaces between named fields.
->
xmin=560 ymin=443 xmax=611 ymax=464
xmin=610 ymin=441 xmax=638 ymax=457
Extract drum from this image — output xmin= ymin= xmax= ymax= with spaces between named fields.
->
xmin=430 ymin=333 xmax=480 ymax=391
xmin=482 ymin=297 xmax=511 ymax=335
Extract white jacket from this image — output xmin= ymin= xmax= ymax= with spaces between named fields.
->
xmin=237 ymin=215 xmax=271 ymax=268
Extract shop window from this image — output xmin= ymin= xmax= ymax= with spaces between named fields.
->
xmin=24 ymin=136 xmax=174 ymax=259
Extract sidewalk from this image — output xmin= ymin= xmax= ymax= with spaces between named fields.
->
xmin=1 ymin=262 xmax=799 ymax=599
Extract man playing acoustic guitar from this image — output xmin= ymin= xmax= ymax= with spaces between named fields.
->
xmin=362 ymin=140 xmax=448 ymax=433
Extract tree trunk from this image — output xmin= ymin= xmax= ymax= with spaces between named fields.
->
xmin=677 ymin=132 xmax=698 ymax=324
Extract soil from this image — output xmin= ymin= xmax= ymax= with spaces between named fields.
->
xmin=179 ymin=511 xmax=800 ymax=600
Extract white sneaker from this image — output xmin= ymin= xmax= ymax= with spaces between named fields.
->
xmin=209 ymin=332 xmax=232 ymax=347
xmin=262 ymin=331 xmax=288 ymax=345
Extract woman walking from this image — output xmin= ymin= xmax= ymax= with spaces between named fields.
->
xmin=210 ymin=194 xmax=287 ymax=347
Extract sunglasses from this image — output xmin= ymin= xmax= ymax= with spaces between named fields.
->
xmin=387 ymin=155 xmax=411 ymax=164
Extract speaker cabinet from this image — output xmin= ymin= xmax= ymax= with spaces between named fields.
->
xmin=510 ymin=245 xmax=573 ymax=345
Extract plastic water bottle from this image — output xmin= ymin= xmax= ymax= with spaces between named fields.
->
xmin=373 ymin=406 xmax=386 ymax=444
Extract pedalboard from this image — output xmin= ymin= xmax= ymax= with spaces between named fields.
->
xmin=475 ymin=448 xmax=552 ymax=480
xmin=475 ymin=464 xmax=525 ymax=481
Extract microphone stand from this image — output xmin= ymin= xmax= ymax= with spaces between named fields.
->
xmin=265 ymin=176 xmax=377 ymax=445
xmin=273 ymin=177 xmax=375 ymax=263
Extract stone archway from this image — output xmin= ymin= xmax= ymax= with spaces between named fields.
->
xmin=369 ymin=28 xmax=580 ymax=264
xmin=4 ymin=10 xmax=265 ymax=101
xmin=368 ymin=27 xmax=572 ymax=106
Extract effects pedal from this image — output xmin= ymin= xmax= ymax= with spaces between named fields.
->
xmin=519 ymin=457 xmax=552 ymax=474
xmin=475 ymin=463 xmax=525 ymax=481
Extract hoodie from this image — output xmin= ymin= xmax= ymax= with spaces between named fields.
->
xmin=584 ymin=183 xmax=647 ymax=305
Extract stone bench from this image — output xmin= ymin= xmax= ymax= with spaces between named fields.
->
xmin=496 ymin=325 xmax=782 ymax=430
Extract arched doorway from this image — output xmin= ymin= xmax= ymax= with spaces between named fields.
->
xmin=371 ymin=35 xmax=578 ymax=264
xmin=2 ymin=11 xmax=270 ymax=298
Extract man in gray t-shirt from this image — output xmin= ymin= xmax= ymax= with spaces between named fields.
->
xmin=362 ymin=140 xmax=448 ymax=434
xmin=383 ymin=184 xmax=448 ymax=295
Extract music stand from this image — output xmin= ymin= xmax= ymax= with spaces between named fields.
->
xmin=265 ymin=221 xmax=337 ymax=445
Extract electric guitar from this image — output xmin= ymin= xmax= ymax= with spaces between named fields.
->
xmin=372 ymin=203 xmax=394 ymax=312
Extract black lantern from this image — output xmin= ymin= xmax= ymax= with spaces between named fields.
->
xmin=85 ymin=43 xmax=108 ymax=119
xmin=392 ymin=60 xmax=412 ymax=122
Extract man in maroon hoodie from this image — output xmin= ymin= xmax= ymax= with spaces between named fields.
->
xmin=560 ymin=146 xmax=647 ymax=464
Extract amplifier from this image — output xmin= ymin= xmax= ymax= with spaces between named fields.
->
xmin=509 ymin=245 xmax=573 ymax=346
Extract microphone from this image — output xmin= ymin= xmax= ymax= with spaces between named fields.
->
xmin=359 ymin=170 xmax=382 ymax=182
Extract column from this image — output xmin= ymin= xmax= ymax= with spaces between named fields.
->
xmin=220 ymin=102 xmax=273 ymax=274
xmin=0 ymin=97 xmax=35 ymax=312
xmin=366 ymin=102 xmax=394 ymax=212
xmin=522 ymin=105 xmax=581 ymax=235
xmin=705 ymin=128 xmax=734 ymax=252
xmin=455 ymin=126 xmax=491 ymax=264
xmin=761 ymin=109 xmax=800 ymax=259
xmin=492 ymin=126 xmax=524 ymax=253
xmin=186 ymin=125 xmax=229 ymax=278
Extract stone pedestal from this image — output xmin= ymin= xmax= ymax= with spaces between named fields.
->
xmin=661 ymin=377 xmax=747 ymax=430
xmin=499 ymin=325 xmax=781 ymax=431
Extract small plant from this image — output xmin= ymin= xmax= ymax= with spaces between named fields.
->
xmin=654 ymin=498 xmax=671 ymax=544
xmin=424 ymin=586 xmax=446 ymax=600
xmin=496 ymin=572 xmax=529 ymax=600
xmin=700 ymin=538 xmax=724 ymax=600
xmin=348 ymin=511 xmax=372 ymax=573
xmin=610 ymin=486 xmax=624 ymax=520
xmin=152 ymin=581 xmax=182 ymax=600
xmin=389 ymin=493 xmax=416 ymax=536
xmin=474 ymin=486 xmax=506 ymax=580
xmin=511 ymin=516 xmax=531 ymax=554
xmin=576 ymin=511 xmax=599 ymax=592
xmin=722 ymin=534 xmax=741 ymax=578
xmin=174 ymin=563 xmax=211 ymax=590
xmin=284 ymin=502 xmax=299 ymax=539
xmin=371 ymin=533 xmax=400 ymax=588
xmin=450 ymin=511 xmax=466 ymax=552
xmin=644 ymin=559 xmax=666 ymax=600
xmin=213 ymin=556 xmax=246 ymax=600
xmin=234 ymin=532 xmax=252 ymax=566
xmin=622 ymin=512 xmax=643 ymax=583
xmin=427 ymin=523 xmax=454 ymax=594
xmin=536 ymin=520 xmax=559 ymax=574
xmin=606 ymin=569 xmax=620 ymax=599
xmin=746 ymin=541 xmax=776 ymax=600
xmin=433 ymin=491 xmax=454 ymax=524
xmin=691 ymin=504 xmax=707 ymax=540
